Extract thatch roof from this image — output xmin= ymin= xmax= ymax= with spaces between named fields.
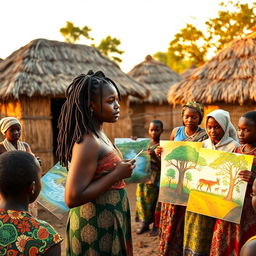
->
xmin=181 ymin=65 xmax=196 ymax=79
xmin=0 ymin=39 xmax=148 ymax=100
xmin=168 ymin=36 xmax=256 ymax=106
xmin=128 ymin=55 xmax=181 ymax=104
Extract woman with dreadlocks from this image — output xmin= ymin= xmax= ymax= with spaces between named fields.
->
xmin=57 ymin=71 xmax=135 ymax=256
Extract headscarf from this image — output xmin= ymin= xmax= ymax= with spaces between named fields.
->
xmin=0 ymin=117 xmax=21 ymax=135
xmin=182 ymin=102 xmax=204 ymax=124
xmin=203 ymin=109 xmax=239 ymax=152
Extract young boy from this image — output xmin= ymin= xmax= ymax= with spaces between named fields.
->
xmin=135 ymin=120 xmax=163 ymax=235
xmin=0 ymin=151 xmax=62 ymax=255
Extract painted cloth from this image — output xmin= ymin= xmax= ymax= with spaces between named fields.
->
xmin=66 ymin=150 xmax=133 ymax=256
xmin=159 ymin=128 xmax=208 ymax=256
xmin=209 ymin=146 xmax=256 ymax=256
xmin=0 ymin=209 xmax=62 ymax=256
xmin=0 ymin=117 xmax=20 ymax=134
xmin=66 ymin=189 xmax=132 ymax=256
xmin=183 ymin=109 xmax=240 ymax=256
xmin=135 ymin=144 xmax=161 ymax=225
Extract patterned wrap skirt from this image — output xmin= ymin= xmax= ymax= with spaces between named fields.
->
xmin=66 ymin=188 xmax=133 ymax=256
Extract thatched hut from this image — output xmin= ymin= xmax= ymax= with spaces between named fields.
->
xmin=168 ymin=34 xmax=256 ymax=127
xmin=0 ymin=38 xmax=148 ymax=172
xmin=128 ymin=55 xmax=182 ymax=139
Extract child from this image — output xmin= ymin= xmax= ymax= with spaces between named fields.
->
xmin=158 ymin=102 xmax=208 ymax=255
xmin=135 ymin=120 xmax=163 ymax=235
xmin=210 ymin=111 xmax=256 ymax=256
xmin=0 ymin=116 xmax=40 ymax=217
xmin=184 ymin=109 xmax=240 ymax=256
xmin=57 ymin=71 xmax=135 ymax=255
xmin=0 ymin=151 xmax=62 ymax=255
xmin=240 ymin=179 xmax=256 ymax=255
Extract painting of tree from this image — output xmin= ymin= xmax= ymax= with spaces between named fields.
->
xmin=209 ymin=153 xmax=250 ymax=201
xmin=165 ymin=145 xmax=207 ymax=195
xmin=166 ymin=168 xmax=176 ymax=187
xmin=185 ymin=172 xmax=192 ymax=187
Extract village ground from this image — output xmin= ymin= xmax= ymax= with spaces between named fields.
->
xmin=38 ymin=183 xmax=159 ymax=256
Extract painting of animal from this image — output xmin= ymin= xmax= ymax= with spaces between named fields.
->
xmin=197 ymin=178 xmax=220 ymax=192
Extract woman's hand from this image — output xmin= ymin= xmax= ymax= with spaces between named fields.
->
xmin=238 ymin=170 xmax=254 ymax=183
xmin=113 ymin=159 xmax=136 ymax=180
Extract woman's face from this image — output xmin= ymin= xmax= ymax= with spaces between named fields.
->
xmin=206 ymin=117 xmax=224 ymax=144
xmin=5 ymin=124 xmax=21 ymax=142
xmin=182 ymin=107 xmax=200 ymax=128
xmin=237 ymin=117 xmax=256 ymax=145
xmin=91 ymin=83 xmax=120 ymax=123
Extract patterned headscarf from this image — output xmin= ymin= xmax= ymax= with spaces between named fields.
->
xmin=0 ymin=117 xmax=21 ymax=134
xmin=182 ymin=102 xmax=204 ymax=124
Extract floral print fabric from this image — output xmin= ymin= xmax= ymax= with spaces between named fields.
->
xmin=0 ymin=209 xmax=62 ymax=255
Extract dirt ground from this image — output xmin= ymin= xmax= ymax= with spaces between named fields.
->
xmin=38 ymin=183 xmax=159 ymax=256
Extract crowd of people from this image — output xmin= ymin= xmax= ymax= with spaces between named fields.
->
xmin=0 ymin=70 xmax=256 ymax=256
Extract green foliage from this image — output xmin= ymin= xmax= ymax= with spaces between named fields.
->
xmin=59 ymin=22 xmax=124 ymax=63
xmin=210 ymin=153 xmax=250 ymax=174
xmin=152 ymin=52 xmax=168 ymax=65
xmin=95 ymin=36 xmax=124 ymax=63
xmin=60 ymin=21 xmax=93 ymax=44
xmin=167 ymin=24 xmax=209 ymax=72
xmin=206 ymin=1 xmax=256 ymax=52
xmin=165 ymin=145 xmax=199 ymax=163
xmin=166 ymin=168 xmax=176 ymax=179
xmin=185 ymin=171 xmax=192 ymax=181
xmin=155 ymin=1 xmax=256 ymax=73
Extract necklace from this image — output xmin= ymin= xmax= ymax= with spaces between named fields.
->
xmin=184 ymin=126 xmax=200 ymax=138
xmin=241 ymin=144 xmax=256 ymax=154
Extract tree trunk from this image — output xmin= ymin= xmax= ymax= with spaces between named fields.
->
xmin=176 ymin=170 xmax=185 ymax=195
xmin=225 ymin=180 xmax=235 ymax=201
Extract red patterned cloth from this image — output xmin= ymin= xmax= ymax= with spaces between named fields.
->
xmin=209 ymin=146 xmax=256 ymax=256
xmin=94 ymin=151 xmax=125 ymax=189
xmin=0 ymin=209 xmax=62 ymax=255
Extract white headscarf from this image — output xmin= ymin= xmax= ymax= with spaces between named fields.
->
xmin=0 ymin=117 xmax=21 ymax=134
xmin=202 ymin=109 xmax=240 ymax=152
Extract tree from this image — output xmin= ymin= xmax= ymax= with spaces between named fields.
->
xmin=155 ymin=1 xmax=256 ymax=73
xmin=166 ymin=168 xmax=176 ymax=187
xmin=60 ymin=21 xmax=93 ymax=44
xmin=209 ymin=153 xmax=249 ymax=201
xmin=185 ymin=172 xmax=192 ymax=186
xmin=94 ymin=36 xmax=124 ymax=63
xmin=60 ymin=22 xmax=124 ymax=63
xmin=165 ymin=145 xmax=207 ymax=195
xmin=153 ymin=52 xmax=168 ymax=65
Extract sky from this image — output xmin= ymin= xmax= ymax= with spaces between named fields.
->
xmin=0 ymin=0 xmax=252 ymax=72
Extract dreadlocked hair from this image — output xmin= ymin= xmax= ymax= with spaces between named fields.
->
xmin=57 ymin=70 xmax=121 ymax=168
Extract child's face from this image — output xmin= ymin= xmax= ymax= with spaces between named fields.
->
xmin=182 ymin=108 xmax=200 ymax=128
xmin=91 ymin=83 xmax=120 ymax=123
xmin=148 ymin=123 xmax=163 ymax=140
xmin=5 ymin=124 xmax=21 ymax=142
xmin=238 ymin=117 xmax=256 ymax=145
xmin=206 ymin=117 xmax=224 ymax=144
xmin=251 ymin=180 xmax=256 ymax=211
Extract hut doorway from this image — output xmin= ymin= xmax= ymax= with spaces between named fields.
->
xmin=51 ymin=98 xmax=65 ymax=163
